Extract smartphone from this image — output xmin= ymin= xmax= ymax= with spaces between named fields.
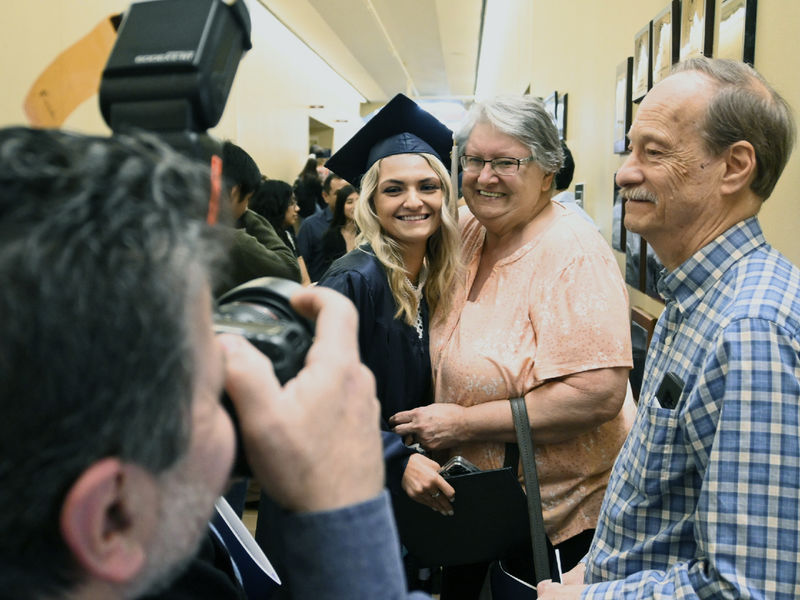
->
xmin=439 ymin=455 xmax=481 ymax=477
xmin=655 ymin=372 xmax=684 ymax=410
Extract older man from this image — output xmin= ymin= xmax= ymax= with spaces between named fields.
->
xmin=0 ymin=128 xmax=428 ymax=600
xmin=539 ymin=58 xmax=798 ymax=599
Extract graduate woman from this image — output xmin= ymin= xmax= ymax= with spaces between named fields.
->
xmin=319 ymin=94 xmax=462 ymax=515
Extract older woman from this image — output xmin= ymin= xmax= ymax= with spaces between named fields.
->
xmin=318 ymin=94 xmax=462 ymax=511
xmin=391 ymin=95 xmax=635 ymax=596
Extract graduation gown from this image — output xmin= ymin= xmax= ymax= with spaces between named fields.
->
xmin=318 ymin=245 xmax=431 ymax=491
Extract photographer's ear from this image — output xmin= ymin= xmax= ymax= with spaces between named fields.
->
xmin=61 ymin=458 xmax=159 ymax=584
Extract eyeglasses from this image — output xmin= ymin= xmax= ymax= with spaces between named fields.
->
xmin=460 ymin=155 xmax=535 ymax=176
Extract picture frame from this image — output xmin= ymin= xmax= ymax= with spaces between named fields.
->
xmin=643 ymin=241 xmax=666 ymax=300
xmin=612 ymin=175 xmax=626 ymax=252
xmin=625 ymin=230 xmax=645 ymax=292
xmin=679 ymin=0 xmax=715 ymax=60
xmin=544 ymin=91 xmax=557 ymax=127
xmin=574 ymin=182 xmax=584 ymax=208
xmin=631 ymin=306 xmax=658 ymax=350
xmin=715 ymin=0 xmax=757 ymax=64
xmin=556 ymin=92 xmax=568 ymax=140
xmin=632 ymin=22 xmax=653 ymax=102
xmin=614 ymin=58 xmax=633 ymax=154
xmin=630 ymin=306 xmax=658 ymax=400
xmin=652 ymin=1 xmax=681 ymax=85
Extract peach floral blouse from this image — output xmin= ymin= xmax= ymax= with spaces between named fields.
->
xmin=431 ymin=202 xmax=635 ymax=544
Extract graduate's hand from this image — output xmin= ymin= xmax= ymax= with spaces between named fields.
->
xmin=221 ymin=286 xmax=383 ymax=513
xmin=390 ymin=403 xmax=467 ymax=451
xmin=401 ymin=453 xmax=455 ymax=516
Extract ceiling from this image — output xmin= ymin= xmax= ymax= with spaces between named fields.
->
xmin=256 ymin=0 xmax=486 ymax=104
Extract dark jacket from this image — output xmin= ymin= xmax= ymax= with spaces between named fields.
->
xmin=318 ymin=246 xmax=431 ymax=491
xmin=214 ymin=210 xmax=301 ymax=297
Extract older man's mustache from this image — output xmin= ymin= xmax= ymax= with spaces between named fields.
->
xmin=620 ymin=188 xmax=658 ymax=203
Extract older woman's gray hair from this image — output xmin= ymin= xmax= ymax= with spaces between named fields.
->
xmin=456 ymin=95 xmax=564 ymax=187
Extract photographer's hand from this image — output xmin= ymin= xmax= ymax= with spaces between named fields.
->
xmin=219 ymin=286 xmax=383 ymax=513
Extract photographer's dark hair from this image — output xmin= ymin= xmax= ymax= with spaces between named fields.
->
xmin=0 ymin=127 xmax=222 ymax=597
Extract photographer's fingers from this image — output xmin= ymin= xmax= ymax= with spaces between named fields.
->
xmin=219 ymin=287 xmax=384 ymax=513
xmin=286 ymin=286 xmax=384 ymax=511
xmin=218 ymin=333 xmax=282 ymax=418
xmin=217 ymin=334 xmax=285 ymax=473
xmin=290 ymin=286 xmax=360 ymax=363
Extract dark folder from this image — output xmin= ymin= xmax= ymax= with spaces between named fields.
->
xmin=392 ymin=466 xmax=531 ymax=567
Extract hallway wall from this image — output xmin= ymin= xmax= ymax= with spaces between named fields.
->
xmin=528 ymin=0 xmax=800 ymax=316
xmin=0 ymin=0 xmax=363 ymax=183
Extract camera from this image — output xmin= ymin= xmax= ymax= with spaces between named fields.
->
xmin=100 ymin=0 xmax=251 ymax=161
xmin=214 ymin=277 xmax=314 ymax=477
xmin=99 ymin=1 xmax=296 ymax=478
xmin=100 ymin=0 xmax=251 ymax=135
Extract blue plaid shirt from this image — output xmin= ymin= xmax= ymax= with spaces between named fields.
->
xmin=584 ymin=218 xmax=800 ymax=599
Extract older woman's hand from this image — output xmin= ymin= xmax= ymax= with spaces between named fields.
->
xmin=390 ymin=403 xmax=467 ymax=450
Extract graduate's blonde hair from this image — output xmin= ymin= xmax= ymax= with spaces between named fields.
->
xmin=354 ymin=153 xmax=462 ymax=326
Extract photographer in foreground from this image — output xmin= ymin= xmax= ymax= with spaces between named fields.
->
xmin=0 ymin=127 xmax=428 ymax=600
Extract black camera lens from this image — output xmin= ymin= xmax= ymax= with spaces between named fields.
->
xmin=213 ymin=277 xmax=313 ymax=478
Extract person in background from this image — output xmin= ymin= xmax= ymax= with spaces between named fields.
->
xmin=319 ymin=183 xmax=359 ymax=276
xmin=0 ymin=126 xmax=431 ymax=600
xmin=292 ymin=156 xmax=323 ymax=219
xmin=219 ymin=141 xmax=301 ymax=292
xmin=249 ymin=178 xmax=310 ymax=285
xmin=551 ymin=141 xmax=598 ymax=228
xmin=538 ymin=57 xmax=799 ymax=600
xmin=296 ymin=172 xmax=349 ymax=282
xmin=319 ymin=94 xmax=462 ymax=514
xmin=391 ymin=95 xmax=634 ymax=598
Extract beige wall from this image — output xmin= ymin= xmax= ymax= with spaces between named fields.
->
xmin=0 ymin=0 xmax=363 ymax=184
xmin=530 ymin=0 xmax=800 ymax=318
xmin=3 ymin=1 xmax=798 ymax=302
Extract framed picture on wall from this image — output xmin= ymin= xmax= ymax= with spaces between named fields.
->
xmin=614 ymin=58 xmax=633 ymax=154
xmin=715 ymin=0 xmax=757 ymax=64
xmin=556 ymin=93 xmax=568 ymax=139
xmin=612 ymin=175 xmax=626 ymax=252
xmin=544 ymin=91 xmax=557 ymax=125
xmin=652 ymin=1 xmax=681 ymax=85
xmin=632 ymin=23 xmax=653 ymax=102
xmin=680 ymin=0 xmax=715 ymax=59
xmin=644 ymin=241 xmax=666 ymax=300
xmin=625 ymin=230 xmax=646 ymax=292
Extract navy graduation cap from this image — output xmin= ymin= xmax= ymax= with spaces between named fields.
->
xmin=325 ymin=93 xmax=453 ymax=186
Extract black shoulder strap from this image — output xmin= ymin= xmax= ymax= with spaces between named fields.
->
xmin=510 ymin=396 xmax=551 ymax=584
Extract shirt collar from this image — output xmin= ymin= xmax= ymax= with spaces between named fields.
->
xmin=657 ymin=217 xmax=766 ymax=313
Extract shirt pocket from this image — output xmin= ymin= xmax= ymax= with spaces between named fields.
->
xmin=621 ymin=399 xmax=682 ymax=497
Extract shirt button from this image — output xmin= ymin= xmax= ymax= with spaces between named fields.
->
xmin=664 ymin=336 xmax=672 ymax=347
